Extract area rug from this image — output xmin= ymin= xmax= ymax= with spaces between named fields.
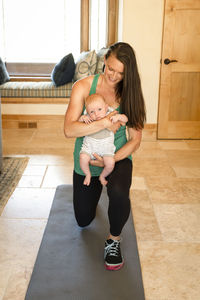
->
xmin=0 ymin=157 xmax=29 ymax=215
xmin=25 ymin=185 xmax=145 ymax=300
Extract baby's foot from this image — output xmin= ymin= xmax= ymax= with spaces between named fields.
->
xmin=83 ymin=175 xmax=91 ymax=186
xmin=99 ymin=175 xmax=108 ymax=186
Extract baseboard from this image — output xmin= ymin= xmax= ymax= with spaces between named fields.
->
xmin=2 ymin=114 xmax=65 ymax=129
xmin=2 ymin=114 xmax=157 ymax=132
xmin=144 ymin=123 xmax=157 ymax=130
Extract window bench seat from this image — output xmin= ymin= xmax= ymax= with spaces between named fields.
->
xmin=0 ymin=81 xmax=73 ymax=104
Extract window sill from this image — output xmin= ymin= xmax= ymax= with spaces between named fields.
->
xmin=10 ymin=76 xmax=52 ymax=82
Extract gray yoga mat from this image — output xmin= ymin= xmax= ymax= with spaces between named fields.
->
xmin=25 ymin=185 xmax=145 ymax=300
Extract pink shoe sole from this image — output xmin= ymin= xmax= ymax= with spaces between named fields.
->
xmin=105 ymin=262 xmax=124 ymax=271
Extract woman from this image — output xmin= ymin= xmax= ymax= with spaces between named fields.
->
xmin=64 ymin=42 xmax=146 ymax=271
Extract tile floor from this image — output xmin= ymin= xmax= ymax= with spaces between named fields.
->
xmin=1 ymin=127 xmax=200 ymax=300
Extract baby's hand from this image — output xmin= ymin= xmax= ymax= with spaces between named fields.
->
xmin=110 ymin=115 xmax=119 ymax=123
xmin=110 ymin=114 xmax=128 ymax=124
xmin=79 ymin=115 xmax=93 ymax=124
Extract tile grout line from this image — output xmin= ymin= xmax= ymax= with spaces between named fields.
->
xmin=39 ymin=165 xmax=49 ymax=188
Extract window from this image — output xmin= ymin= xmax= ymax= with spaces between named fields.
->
xmin=0 ymin=0 xmax=119 ymax=78
xmin=1 ymin=0 xmax=81 ymax=63
xmin=90 ymin=0 xmax=107 ymax=51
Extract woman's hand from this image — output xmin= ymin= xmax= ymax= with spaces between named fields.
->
xmin=102 ymin=110 xmax=118 ymax=128
xmin=105 ymin=110 xmax=123 ymax=133
xmin=89 ymin=153 xmax=104 ymax=167
xmin=108 ymin=121 xmax=122 ymax=133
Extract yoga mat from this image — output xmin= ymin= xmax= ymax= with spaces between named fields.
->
xmin=25 ymin=185 xmax=145 ymax=300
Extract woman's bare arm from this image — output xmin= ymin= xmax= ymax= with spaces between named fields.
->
xmin=90 ymin=127 xmax=142 ymax=167
xmin=114 ymin=127 xmax=142 ymax=162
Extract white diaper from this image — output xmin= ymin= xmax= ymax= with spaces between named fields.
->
xmin=80 ymin=135 xmax=116 ymax=159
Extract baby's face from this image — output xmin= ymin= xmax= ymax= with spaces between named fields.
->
xmin=87 ymin=98 xmax=108 ymax=121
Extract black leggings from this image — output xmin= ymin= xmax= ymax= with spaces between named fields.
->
xmin=73 ymin=158 xmax=132 ymax=236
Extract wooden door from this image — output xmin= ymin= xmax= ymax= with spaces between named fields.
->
xmin=158 ymin=0 xmax=200 ymax=139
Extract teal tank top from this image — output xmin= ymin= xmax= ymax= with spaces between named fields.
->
xmin=73 ymin=74 xmax=132 ymax=176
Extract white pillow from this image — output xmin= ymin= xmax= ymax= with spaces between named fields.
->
xmin=95 ymin=47 xmax=108 ymax=74
xmin=74 ymin=50 xmax=97 ymax=81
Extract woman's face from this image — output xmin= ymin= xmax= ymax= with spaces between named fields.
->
xmin=104 ymin=54 xmax=124 ymax=86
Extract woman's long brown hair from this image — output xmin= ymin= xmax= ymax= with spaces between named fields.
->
xmin=105 ymin=42 xmax=146 ymax=130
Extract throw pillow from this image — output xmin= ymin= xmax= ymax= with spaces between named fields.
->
xmin=73 ymin=50 xmax=97 ymax=81
xmin=95 ymin=47 xmax=108 ymax=74
xmin=0 ymin=58 xmax=10 ymax=85
xmin=51 ymin=53 xmax=75 ymax=87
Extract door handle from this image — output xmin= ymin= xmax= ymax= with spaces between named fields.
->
xmin=164 ymin=58 xmax=178 ymax=65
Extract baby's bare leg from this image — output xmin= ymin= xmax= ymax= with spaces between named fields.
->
xmin=80 ymin=153 xmax=91 ymax=185
xmin=99 ymin=156 xmax=115 ymax=186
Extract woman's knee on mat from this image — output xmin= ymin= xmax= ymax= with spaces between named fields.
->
xmin=74 ymin=212 xmax=96 ymax=228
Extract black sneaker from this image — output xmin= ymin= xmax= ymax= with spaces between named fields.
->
xmin=104 ymin=239 xmax=124 ymax=270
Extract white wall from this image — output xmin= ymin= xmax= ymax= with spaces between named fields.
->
xmin=122 ymin=0 xmax=164 ymax=123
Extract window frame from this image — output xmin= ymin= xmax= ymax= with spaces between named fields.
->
xmin=6 ymin=0 xmax=119 ymax=79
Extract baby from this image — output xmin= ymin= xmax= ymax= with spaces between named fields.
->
xmin=79 ymin=93 xmax=128 ymax=186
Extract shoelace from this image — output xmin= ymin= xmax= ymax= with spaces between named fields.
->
xmin=105 ymin=240 xmax=120 ymax=257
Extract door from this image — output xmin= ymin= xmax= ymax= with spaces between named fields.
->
xmin=158 ymin=0 xmax=200 ymax=139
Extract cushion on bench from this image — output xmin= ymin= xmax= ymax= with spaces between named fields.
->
xmin=0 ymin=81 xmax=73 ymax=98
xmin=0 ymin=48 xmax=109 ymax=100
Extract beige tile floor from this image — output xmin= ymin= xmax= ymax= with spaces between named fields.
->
xmin=1 ymin=127 xmax=200 ymax=300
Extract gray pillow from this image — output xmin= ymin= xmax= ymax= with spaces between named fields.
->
xmin=0 ymin=58 xmax=10 ymax=85
xmin=74 ymin=50 xmax=97 ymax=81
xmin=95 ymin=47 xmax=108 ymax=74
xmin=51 ymin=53 xmax=75 ymax=87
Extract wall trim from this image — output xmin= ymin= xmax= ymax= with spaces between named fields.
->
xmin=2 ymin=114 xmax=64 ymax=129
xmin=2 ymin=114 xmax=157 ymax=132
